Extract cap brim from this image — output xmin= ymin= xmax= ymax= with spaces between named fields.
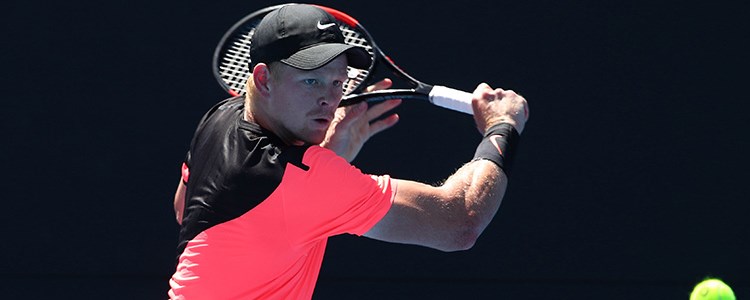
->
xmin=281 ymin=43 xmax=371 ymax=70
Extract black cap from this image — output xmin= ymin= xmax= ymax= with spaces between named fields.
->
xmin=249 ymin=4 xmax=371 ymax=70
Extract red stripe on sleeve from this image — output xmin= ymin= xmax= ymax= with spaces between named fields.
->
xmin=181 ymin=162 xmax=190 ymax=183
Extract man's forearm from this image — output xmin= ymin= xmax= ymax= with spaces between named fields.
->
xmin=439 ymin=159 xmax=508 ymax=242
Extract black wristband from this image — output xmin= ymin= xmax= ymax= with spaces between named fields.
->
xmin=472 ymin=123 xmax=520 ymax=175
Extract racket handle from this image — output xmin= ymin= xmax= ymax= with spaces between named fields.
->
xmin=428 ymin=85 xmax=474 ymax=115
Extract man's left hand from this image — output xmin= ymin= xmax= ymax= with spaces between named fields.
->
xmin=321 ymin=79 xmax=401 ymax=162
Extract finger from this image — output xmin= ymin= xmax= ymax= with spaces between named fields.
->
xmin=349 ymin=101 xmax=368 ymax=117
xmin=493 ymin=88 xmax=506 ymax=100
xmin=471 ymin=83 xmax=496 ymax=134
xmin=474 ymin=83 xmax=496 ymax=101
xmin=475 ymin=82 xmax=491 ymax=93
xmin=337 ymin=102 xmax=368 ymax=125
xmin=365 ymin=78 xmax=394 ymax=92
xmin=366 ymin=99 xmax=402 ymax=120
xmin=368 ymin=113 xmax=400 ymax=137
xmin=501 ymin=89 xmax=517 ymax=99
xmin=471 ymin=83 xmax=489 ymax=117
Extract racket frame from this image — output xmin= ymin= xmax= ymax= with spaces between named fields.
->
xmin=315 ymin=5 xmax=437 ymax=106
xmin=212 ymin=4 xmax=472 ymax=114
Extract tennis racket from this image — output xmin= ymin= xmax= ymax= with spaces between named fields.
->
xmin=213 ymin=4 xmax=475 ymax=115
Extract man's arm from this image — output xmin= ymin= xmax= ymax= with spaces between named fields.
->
xmin=364 ymin=83 xmax=528 ymax=252
xmin=366 ymin=160 xmax=505 ymax=251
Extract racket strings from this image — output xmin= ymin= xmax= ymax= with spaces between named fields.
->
xmin=338 ymin=25 xmax=373 ymax=95
xmin=219 ymin=25 xmax=259 ymax=96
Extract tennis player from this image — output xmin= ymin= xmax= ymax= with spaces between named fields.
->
xmin=169 ymin=4 xmax=529 ymax=299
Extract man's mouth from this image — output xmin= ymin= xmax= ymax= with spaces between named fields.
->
xmin=314 ymin=118 xmax=330 ymax=125
xmin=312 ymin=114 xmax=333 ymax=126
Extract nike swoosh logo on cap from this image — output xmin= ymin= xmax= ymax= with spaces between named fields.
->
xmin=317 ymin=21 xmax=337 ymax=30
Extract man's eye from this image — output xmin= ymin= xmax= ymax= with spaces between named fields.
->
xmin=303 ymin=79 xmax=318 ymax=85
xmin=332 ymin=80 xmax=343 ymax=88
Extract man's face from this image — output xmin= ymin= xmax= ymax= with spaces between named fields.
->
xmin=265 ymin=55 xmax=349 ymax=145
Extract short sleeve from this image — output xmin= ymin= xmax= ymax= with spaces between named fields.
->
xmin=281 ymin=146 xmax=396 ymax=242
xmin=181 ymin=152 xmax=191 ymax=183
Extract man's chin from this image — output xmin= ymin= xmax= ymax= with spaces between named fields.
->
xmin=303 ymin=134 xmax=326 ymax=146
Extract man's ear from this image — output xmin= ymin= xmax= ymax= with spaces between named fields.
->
xmin=252 ymin=63 xmax=272 ymax=97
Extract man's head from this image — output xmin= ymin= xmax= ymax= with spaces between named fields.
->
xmin=245 ymin=4 xmax=370 ymax=146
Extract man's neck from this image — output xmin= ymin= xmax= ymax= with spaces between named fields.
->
xmin=244 ymin=100 xmax=304 ymax=146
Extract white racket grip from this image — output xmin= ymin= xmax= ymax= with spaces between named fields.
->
xmin=428 ymin=85 xmax=474 ymax=115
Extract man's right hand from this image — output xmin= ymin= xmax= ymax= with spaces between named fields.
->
xmin=471 ymin=83 xmax=529 ymax=135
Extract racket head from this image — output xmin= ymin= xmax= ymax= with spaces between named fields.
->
xmin=212 ymin=4 xmax=379 ymax=98
xmin=212 ymin=4 xmax=282 ymax=97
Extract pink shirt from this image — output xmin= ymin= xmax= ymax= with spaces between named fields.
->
xmin=169 ymin=146 xmax=395 ymax=299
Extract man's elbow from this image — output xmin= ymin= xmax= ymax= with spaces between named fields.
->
xmin=439 ymin=219 xmax=482 ymax=252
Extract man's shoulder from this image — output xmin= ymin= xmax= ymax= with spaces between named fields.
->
xmin=202 ymin=96 xmax=244 ymax=121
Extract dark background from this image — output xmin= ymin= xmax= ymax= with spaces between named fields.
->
xmin=2 ymin=0 xmax=747 ymax=299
